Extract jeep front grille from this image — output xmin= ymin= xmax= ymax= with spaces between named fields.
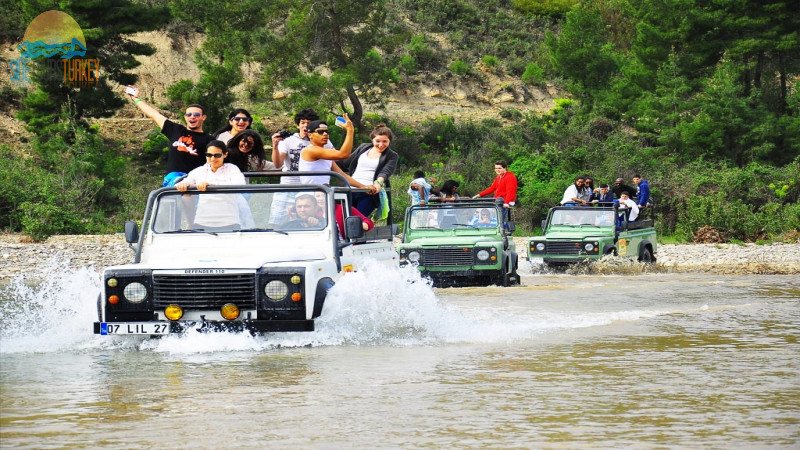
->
xmin=546 ymin=241 xmax=584 ymax=255
xmin=153 ymin=274 xmax=256 ymax=309
xmin=423 ymin=248 xmax=474 ymax=266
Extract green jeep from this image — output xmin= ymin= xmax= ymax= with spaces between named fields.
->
xmin=527 ymin=203 xmax=657 ymax=269
xmin=397 ymin=198 xmax=520 ymax=287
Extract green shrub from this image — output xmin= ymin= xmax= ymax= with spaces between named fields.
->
xmin=19 ymin=201 xmax=82 ymax=242
xmin=482 ymin=55 xmax=499 ymax=69
xmin=399 ymin=54 xmax=418 ymax=74
xmin=449 ymin=60 xmax=472 ymax=77
xmin=521 ymin=62 xmax=544 ymax=85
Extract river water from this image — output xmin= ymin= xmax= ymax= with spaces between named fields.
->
xmin=1 ymin=263 xmax=798 ymax=448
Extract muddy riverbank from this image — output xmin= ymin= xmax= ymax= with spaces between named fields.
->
xmin=1 ymin=233 xmax=798 ymax=280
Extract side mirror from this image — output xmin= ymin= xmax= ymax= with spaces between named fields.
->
xmin=541 ymin=219 xmax=547 ymax=232
xmin=344 ymin=216 xmax=364 ymax=239
xmin=124 ymin=220 xmax=139 ymax=244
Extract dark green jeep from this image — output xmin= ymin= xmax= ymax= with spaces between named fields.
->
xmin=397 ymin=198 xmax=520 ymax=287
xmin=527 ymin=203 xmax=657 ymax=269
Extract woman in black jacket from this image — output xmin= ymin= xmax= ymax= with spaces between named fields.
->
xmin=340 ymin=123 xmax=399 ymax=217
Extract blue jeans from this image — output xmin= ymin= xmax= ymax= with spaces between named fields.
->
xmin=352 ymin=192 xmax=377 ymax=217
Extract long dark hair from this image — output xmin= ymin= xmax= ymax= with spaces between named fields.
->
xmin=213 ymin=108 xmax=253 ymax=138
xmin=227 ymin=129 xmax=265 ymax=172
xmin=440 ymin=180 xmax=460 ymax=196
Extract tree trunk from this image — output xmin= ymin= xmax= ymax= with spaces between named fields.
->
xmin=346 ymin=84 xmax=364 ymax=130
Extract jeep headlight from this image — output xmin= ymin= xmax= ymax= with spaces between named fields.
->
xmin=535 ymin=243 xmax=545 ymax=251
xmin=407 ymin=250 xmax=421 ymax=263
xmin=123 ymin=282 xmax=147 ymax=303
xmin=476 ymin=249 xmax=490 ymax=261
xmin=264 ymin=280 xmax=289 ymax=302
xmin=584 ymin=243 xmax=595 ymax=252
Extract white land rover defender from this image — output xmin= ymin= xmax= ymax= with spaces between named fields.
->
xmin=94 ymin=172 xmax=397 ymax=336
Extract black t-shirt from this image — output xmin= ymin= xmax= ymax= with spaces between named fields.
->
xmin=612 ymin=183 xmax=636 ymax=199
xmin=161 ymin=120 xmax=213 ymax=173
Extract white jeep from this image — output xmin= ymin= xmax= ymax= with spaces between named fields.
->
xmin=93 ymin=172 xmax=397 ymax=336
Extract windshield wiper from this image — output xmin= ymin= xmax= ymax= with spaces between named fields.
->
xmin=238 ymin=227 xmax=288 ymax=235
xmin=161 ymin=229 xmax=216 ymax=235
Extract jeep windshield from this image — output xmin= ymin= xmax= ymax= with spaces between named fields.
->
xmin=549 ymin=209 xmax=615 ymax=227
xmin=408 ymin=206 xmax=500 ymax=230
xmin=151 ymin=189 xmax=331 ymax=234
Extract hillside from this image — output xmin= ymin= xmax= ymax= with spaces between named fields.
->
xmin=2 ymin=30 xmax=563 ymax=152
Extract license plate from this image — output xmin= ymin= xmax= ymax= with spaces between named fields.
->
xmin=529 ymin=257 xmax=544 ymax=264
xmin=99 ymin=322 xmax=170 ymax=335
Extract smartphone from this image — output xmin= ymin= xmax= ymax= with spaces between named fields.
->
xmin=125 ymin=86 xmax=138 ymax=96
xmin=334 ymin=116 xmax=346 ymax=128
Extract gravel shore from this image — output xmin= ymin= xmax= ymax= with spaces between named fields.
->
xmin=1 ymin=233 xmax=798 ymax=281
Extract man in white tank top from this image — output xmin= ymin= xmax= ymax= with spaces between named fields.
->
xmin=299 ymin=116 xmax=358 ymax=184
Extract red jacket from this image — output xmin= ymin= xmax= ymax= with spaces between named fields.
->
xmin=478 ymin=172 xmax=517 ymax=204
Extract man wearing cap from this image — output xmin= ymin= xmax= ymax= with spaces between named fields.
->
xmin=298 ymin=116 xmax=369 ymax=188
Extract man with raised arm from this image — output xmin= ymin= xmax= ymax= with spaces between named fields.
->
xmin=124 ymin=85 xmax=213 ymax=184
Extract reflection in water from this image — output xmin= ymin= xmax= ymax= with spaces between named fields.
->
xmin=1 ymin=265 xmax=798 ymax=447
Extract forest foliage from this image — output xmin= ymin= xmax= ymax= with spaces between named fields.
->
xmin=1 ymin=0 xmax=798 ymax=242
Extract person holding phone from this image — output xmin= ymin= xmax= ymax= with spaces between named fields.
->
xmin=124 ymin=85 xmax=213 ymax=184
xmin=298 ymin=115 xmax=370 ymax=188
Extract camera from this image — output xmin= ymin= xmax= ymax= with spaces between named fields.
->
xmin=125 ymin=86 xmax=138 ymax=96
xmin=277 ymin=130 xmax=292 ymax=139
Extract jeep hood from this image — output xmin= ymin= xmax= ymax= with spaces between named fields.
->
xmin=544 ymin=229 xmax=613 ymax=240
xmin=140 ymin=237 xmax=329 ymax=269
xmin=402 ymin=236 xmax=500 ymax=247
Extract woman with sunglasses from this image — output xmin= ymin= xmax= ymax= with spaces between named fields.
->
xmin=213 ymin=108 xmax=253 ymax=144
xmin=470 ymin=208 xmax=497 ymax=227
xmin=175 ymin=140 xmax=249 ymax=229
xmin=227 ymin=129 xmax=277 ymax=172
xmin=175 ymin=140 xmax=245 ymax=192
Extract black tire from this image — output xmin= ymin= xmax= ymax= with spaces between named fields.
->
xmin=639 ymin=246 xmax=654 ymax=264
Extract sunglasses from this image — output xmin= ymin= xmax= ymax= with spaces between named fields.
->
xmin=185 ymin=112 xmax=203 ymax=117
xmin=231 ymin=117 xmax=251 ymax=122
xmin=205 ymin=152 xmax=224 ymax=158
xmin=313 ymin=129 xmax=331 ymax=135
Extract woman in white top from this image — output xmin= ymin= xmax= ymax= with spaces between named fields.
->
xmin=175 ymin=140 xmax=248 ymax=229
xmin=340 ymin=123 xmax=399 ymax=216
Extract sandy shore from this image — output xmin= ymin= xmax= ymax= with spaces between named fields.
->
xmin=1 ymin=233 xmax=799 ymax=280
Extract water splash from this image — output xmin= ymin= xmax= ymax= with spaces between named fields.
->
xmin=1 ymin=258 xmax=671 ymax=355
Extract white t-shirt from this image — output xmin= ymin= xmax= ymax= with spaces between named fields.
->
xmin=619 ymin=198 xmax=639 ymax=221
xmin=183 ymin=163 xmax=247 ymax=227
xmin=351 ymin=151 xmax=380 ymax=185
xmin=216 ymin=131 xmax=234 ymax=144
xmin=561 ymin=184 xmax=580 ymax=204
